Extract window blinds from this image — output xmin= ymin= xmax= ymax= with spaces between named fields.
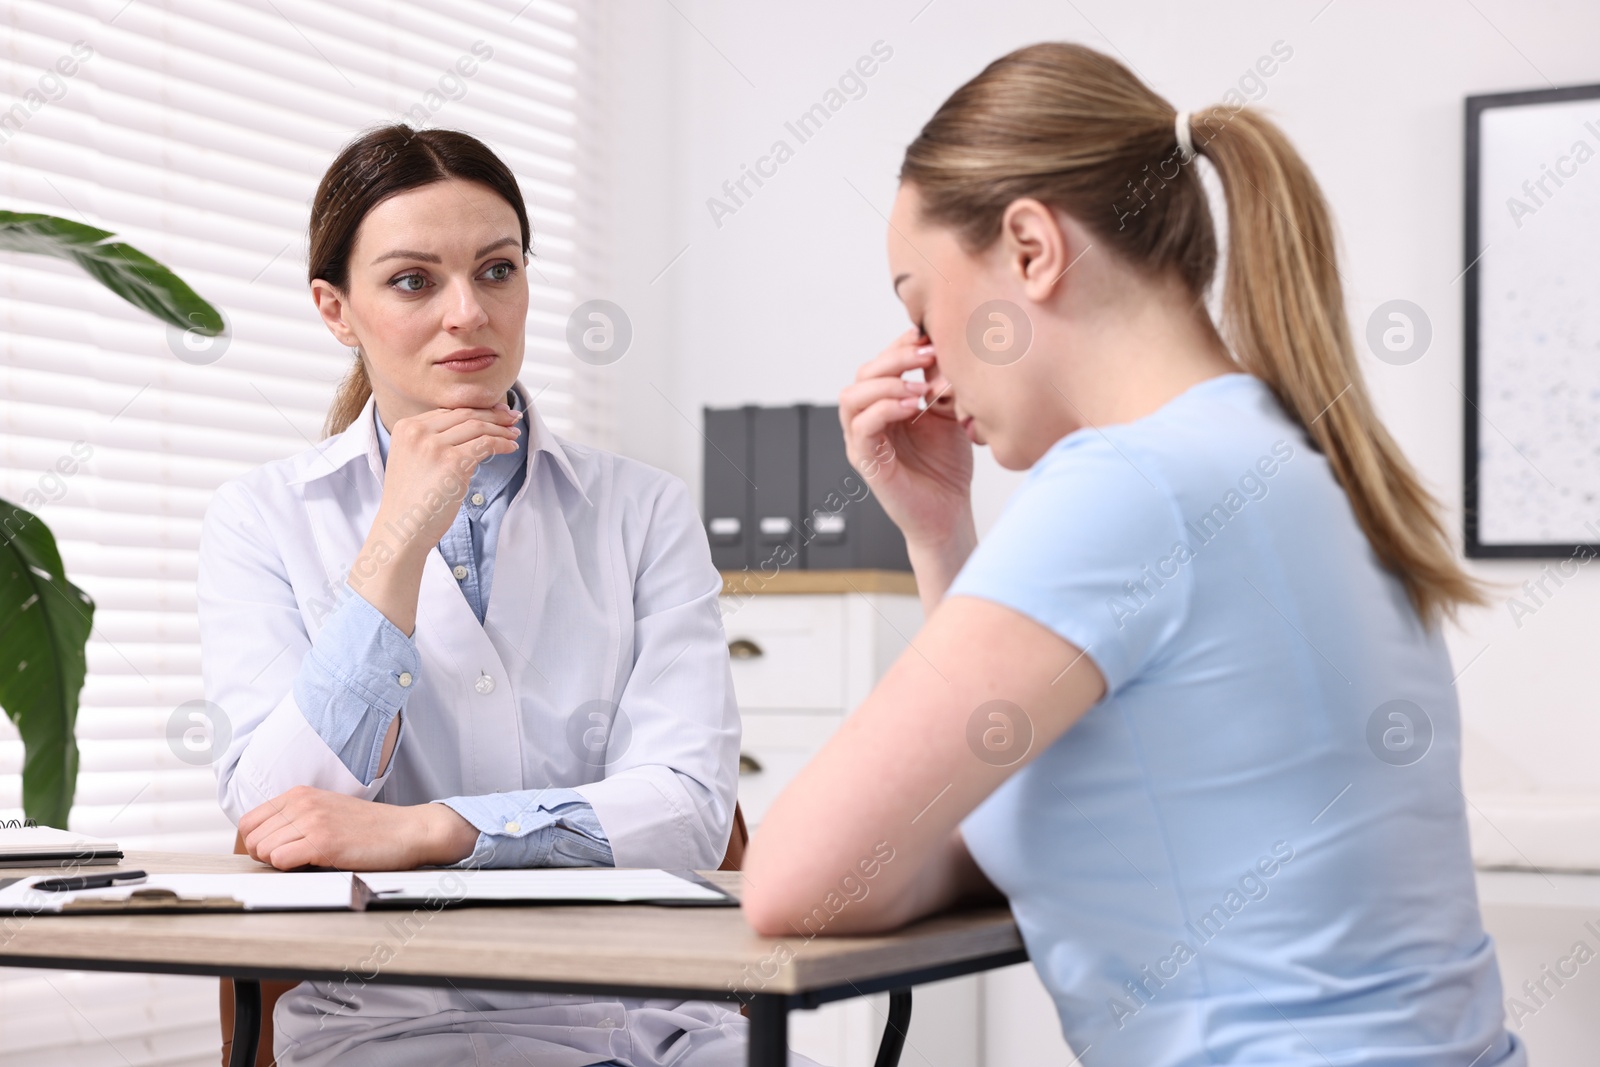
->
xmin=0 ymin=2 xmax=604 ymax=1062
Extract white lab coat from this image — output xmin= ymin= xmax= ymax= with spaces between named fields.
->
xmin=197 ymin=387 xmax=814 ymax=1066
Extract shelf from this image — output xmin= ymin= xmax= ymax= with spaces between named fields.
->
xmin=719 ymin=569 xmax=917 ymax=596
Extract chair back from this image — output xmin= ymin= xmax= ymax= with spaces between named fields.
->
xmin=718 ymin=801 xmax=749 ymax=871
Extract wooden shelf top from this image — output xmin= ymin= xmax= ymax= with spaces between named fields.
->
xmin=720 ymin=569 xmax=917 ymax=597
xmin=0 ymin=852 xmax=1020 ymax=996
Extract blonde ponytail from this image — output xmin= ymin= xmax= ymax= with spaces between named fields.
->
xmin=322 ymin=355 xmax=372 ymax=438
xmin=901 ymin=42 xmax=1482 ymax=625
xmin=1195 ymin=108 xmax=1482 ymax=623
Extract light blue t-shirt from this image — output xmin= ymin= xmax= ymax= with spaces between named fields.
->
xmin=951 ymin=374 xmax=1521 ymax=1066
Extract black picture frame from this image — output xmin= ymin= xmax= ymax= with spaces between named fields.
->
xmin=1464 ymin=82 xmax=1600 ymax=559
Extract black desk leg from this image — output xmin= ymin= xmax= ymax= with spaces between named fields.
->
xmin=747 ymin=994 xmax=788 ymax=1067
xmin=230 ymin=978 xmax=262 ymax=1067
xmin=873 ymin=988 xmax=913 ymax=1067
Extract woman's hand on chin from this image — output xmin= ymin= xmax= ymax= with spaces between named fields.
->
xmin=238 ymin=785 xmax=479 ymax=871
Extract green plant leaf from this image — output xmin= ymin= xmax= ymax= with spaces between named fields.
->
xmin=0 ymin=498 xmax=94 ymax=827
xmin=0 ymin=211 xmax=224 ymax=336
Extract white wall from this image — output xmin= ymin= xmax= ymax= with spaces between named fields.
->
xmin=603 ymin=0 xmax=1600 ymax=1059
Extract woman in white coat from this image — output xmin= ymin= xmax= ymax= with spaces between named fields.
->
xmin=197 ymin=126 xmax=808 ymax=1067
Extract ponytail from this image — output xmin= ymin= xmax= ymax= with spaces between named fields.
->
xmin=323 ymin=355 xmax=371 ymax=438
xmin=901 ymin=42 xmax=1482 ymax=625
xmin=1195 ymin=108 xmax=1482 ymax=623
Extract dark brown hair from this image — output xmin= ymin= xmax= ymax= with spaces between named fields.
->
xmin=310 ymin=124 xmax=531 ymax=437
xmin=900 ymin=42 xmax=1482 ymax=625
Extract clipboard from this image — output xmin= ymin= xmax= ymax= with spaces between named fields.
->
xmin=55 ymin=889 xmax=263 ymax=913
xmin=0 ymin=872 xmax=366 ymax=914
xmin=356 ymin=868 xmax=738 ymax=909
xmin=0 ymin=868 xmax=734 ymax=915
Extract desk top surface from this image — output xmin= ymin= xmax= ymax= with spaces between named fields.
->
xmin=0 ymin=852 xmax=1021 ymax=996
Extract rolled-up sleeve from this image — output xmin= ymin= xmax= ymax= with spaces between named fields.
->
xmin=198 ymin=480 xmax=403 ymax=824
xmin=295 ymin=590 xmax=420 ymax=784
xmin=436 ymin=788 xmax=614 ymax=869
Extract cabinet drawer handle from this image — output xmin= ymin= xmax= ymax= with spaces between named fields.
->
xmin=727 ymin=638 xmax=764 ymax=660
xmin=739 ymin=752 xmax=763 ymax=774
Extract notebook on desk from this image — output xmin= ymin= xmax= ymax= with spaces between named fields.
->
xmin=0 ymin=823 xmax=122 ymax=868
xmin=0 ymin=868 xmax=736 ymax=914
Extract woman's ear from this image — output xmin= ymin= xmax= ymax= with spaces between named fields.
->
xmin=310 ymin=279 xmax=360 ymax=348
xmin=999 ymin=197 xmax=1084 ymax=304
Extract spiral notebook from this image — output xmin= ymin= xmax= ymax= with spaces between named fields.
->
xmin=0 ymin=822 xmax=121 ymax=868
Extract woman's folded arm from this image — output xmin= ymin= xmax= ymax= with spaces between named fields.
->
xmin=433 ymin=788 xmax=614 ymax=869
xmin=293 ymin=589 xmax=418 ymax=784
xmin=199 ymin=481 xmax=404 ymax=824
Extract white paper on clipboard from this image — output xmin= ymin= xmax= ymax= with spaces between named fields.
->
xmin=0 ymin=872 xmax=358 ymax=913
xmin=356 ymin=868 xmax=735 ymax=907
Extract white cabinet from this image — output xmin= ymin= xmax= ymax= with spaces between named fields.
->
xmin=723 ymin=596 xmax=848 ymax=712
xmin=719 ymin=576 xmax=923 ymax=826
xmin=1476 ymin=871 xmax=1600 ymax=1066
xmin=718 ymin=572 xmax=980 ymax=1067
xmin=734 ymin=712 xmax=842 ymax=828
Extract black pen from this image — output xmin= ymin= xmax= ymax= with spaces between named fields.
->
xmin=33 ymin=869 xmax=147 ymax=893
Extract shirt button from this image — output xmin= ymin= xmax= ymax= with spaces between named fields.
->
xmin=452 ymin=564 xmax=468 ymax=580
xmin=397 ymin=672 xmax=413 ymax=687
xmin=504 ymin=821 xmax=521 ymax=834
xmin=475 ymin=673 xmax=496 ymax=694
xmin=471 ymin=492 xmax=486 ymax=506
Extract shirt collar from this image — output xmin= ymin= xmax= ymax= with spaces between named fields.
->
xmin=373 ymin=389 xmax=528 ymax=509
xmin=288 ymin=381 xmax=590 ymax=506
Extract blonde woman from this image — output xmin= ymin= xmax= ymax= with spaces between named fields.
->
xmin=744 ymin=44 xmax=1521 ymax=1065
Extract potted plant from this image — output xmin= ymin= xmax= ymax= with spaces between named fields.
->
xmin=0 ymin=211 xmax=224 ymax=828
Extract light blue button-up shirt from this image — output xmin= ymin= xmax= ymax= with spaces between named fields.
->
xmin=291 ymin=391 xmax=612 ymax=869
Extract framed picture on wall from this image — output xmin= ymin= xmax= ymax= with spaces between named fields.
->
xmin=1464 ymin=82 xmax=1600 ymax=557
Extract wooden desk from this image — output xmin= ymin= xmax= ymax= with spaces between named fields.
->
xmin=0 ymin=852 xmax=1026 ymax=1067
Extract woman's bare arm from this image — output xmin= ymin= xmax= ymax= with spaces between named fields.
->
xmin=741 ymin=595 xmax=1105 ymax=936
